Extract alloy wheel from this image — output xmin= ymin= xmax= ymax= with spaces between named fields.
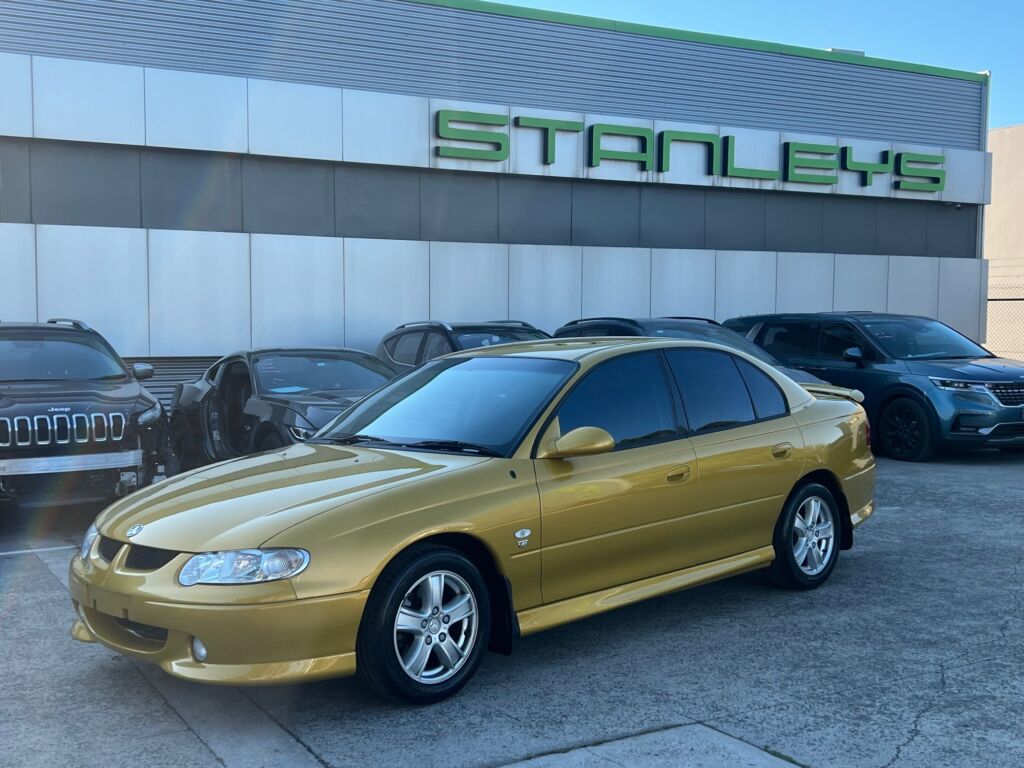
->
xmin=883 ymin=403 xmax=922 ymax=458
xmin=393 ymin=570 xmax=478 ymax=684
xmin=792 ymin=496 xmax=835 ymax=576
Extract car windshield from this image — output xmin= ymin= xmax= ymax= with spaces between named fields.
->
xmin=642 ymin=322 xmax=781 ymax=366
xmin=0 ymin=331 xmax=127 ymax=382
xmin=253 ymin=353 xmax=394 ymax=394
xmin=860 ymin=318 xmax=992 ymax=360
xmin=316 ymin=356 xmax=576 ymax=456
xmin=454 ymin=329 xmax=550 ymax=349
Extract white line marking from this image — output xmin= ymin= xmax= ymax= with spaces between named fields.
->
xmin=0 ymin=544 xmax=76 ymax=557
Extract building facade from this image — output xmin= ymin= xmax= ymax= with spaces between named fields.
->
xmin=984 ymin=124 xmax=1024 ymax=358
xmin=0 ymin=0 xmax=992 ymax=358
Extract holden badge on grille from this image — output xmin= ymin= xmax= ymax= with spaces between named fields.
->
xmin=126 ymin=524 xmax=144 ymax=538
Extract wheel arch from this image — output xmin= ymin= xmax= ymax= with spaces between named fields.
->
xmin=874 ymin=384 xmax=938 ymax=427
xmin=790 ymin=468 xmax=853 ymax=551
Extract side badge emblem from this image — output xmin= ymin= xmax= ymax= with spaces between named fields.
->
xmin=514 ymin=528 xmax=531 ymax=548
xmin=126 ymin=524 xmax=143 ymax=538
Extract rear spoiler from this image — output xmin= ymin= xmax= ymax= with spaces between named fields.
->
xmin=801 ymin=383 xmax=865 ymax=404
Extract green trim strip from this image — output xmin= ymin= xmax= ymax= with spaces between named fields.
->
xmin=404 ymin=0 xmax=988 ymax=84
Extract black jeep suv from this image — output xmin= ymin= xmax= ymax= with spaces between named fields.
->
xmin=0 ymin=319 xmax=174 ymax=508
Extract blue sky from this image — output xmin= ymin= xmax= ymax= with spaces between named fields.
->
xmin=490 ymin=0 xmax=1021 ymax=129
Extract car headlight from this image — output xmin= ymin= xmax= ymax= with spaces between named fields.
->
xmin=929 ymin=378 xmax=996 ymax=395
xmin=80 ymin=523 xmax=99 ymax=560
xmin=288 ymin=426 xmax=315 ymax=441
xmin=137 ymin=401 xmax=162 ymax=426
xmin=178 ymin=548 xmax=310 ymax=586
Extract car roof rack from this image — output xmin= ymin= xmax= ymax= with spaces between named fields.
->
xmin=46 ymin=318 xmax=92 ymax=331
xmin=394 ymin=321 xmax=454 ymax=332
xmin=660 ymin=316 xmax=722 ymax=326
xmin=561 ymin=317 xmax=642 ymax=327
xmin=485 ymin=320 xmax=541 ymax=329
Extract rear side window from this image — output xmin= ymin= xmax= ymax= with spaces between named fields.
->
xmin=557 ymin=352 xmax=677 ymax=449
xmin=735 ymin=358 xmax=787 ymax=420
xmin=758 ymin=322 xmax=818 ymax=360
xmin=422 ymin=332 xmax=453 ymax=361
xmin=666 ymin=349 xmax=755 ymax=433
xmin=818 ymin=323 xmax=872 ymax=360
xmin=389 ymin=332 xmax=423 ymax=365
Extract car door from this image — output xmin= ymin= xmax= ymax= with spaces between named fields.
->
xmin=534 ymin=351 xmax=701 ymax=603
xmin=756 ymin=320 xmax=821 ymax=371
xmin=170 ymin=361 xmax=221 ymax=467
xmin=666 ymin=349 xmax=804 ymax=560
xmin=804 ymin=322 xmax=893 ymax=405
xmin=200 ymin=356 xmax=251 ymax=460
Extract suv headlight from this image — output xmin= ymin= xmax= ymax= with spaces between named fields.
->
xmin=137 ymin=401 xmax=162 ymax=426
xmin=178 ymin=549 xmax=310 ymax=586
xmin=80 ymin=523 xmax=99 ymax=560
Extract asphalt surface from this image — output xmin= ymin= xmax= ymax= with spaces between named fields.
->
xmin=1 ymin=452 xmax=1022 ymax=767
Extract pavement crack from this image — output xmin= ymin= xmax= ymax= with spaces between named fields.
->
xmin=238 ymin=689 xmax=335 ymax=768
xmin=489 ymin=721 xmax=690 ymax=767
xmin=879 ymin=652 xmax=952 ymax=768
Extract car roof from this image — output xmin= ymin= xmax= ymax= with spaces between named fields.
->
xmin=725 ymin=311 xmax=932 ymax=324
xmin=0 ymin=321 xmax=93 ymax=333
xmin=386 ymin=321 xmax=547 ymax=334
xmin=558 ymin=316 xmax=718 ymax=328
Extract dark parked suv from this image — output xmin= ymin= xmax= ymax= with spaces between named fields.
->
xmin=0 ymin=319 xmax=174 ymax=507
xmin=377 ymin=321 xmax=550 ymax=372
xmin=724 ymin=312 xmax=1024 ymax=461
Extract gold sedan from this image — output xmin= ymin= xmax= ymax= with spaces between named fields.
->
xmin=70 ymin=339 xmax=875 ymax=703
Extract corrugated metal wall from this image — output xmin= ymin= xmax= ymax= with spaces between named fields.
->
xmin=0 ymin=0 xmax=984 ymax=150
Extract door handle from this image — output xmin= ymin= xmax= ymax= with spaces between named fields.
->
xmin=666 ymin=464 xmax=691 ymax=482
xmin=772 ymin=443 xmax=793 ymax=459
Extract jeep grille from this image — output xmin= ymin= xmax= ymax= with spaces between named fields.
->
xmin=0 ymin=413 xmax=126 ymax=448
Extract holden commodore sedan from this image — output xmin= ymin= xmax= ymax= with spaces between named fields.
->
xmin=70 ymin=339 xmax=875 ymax=703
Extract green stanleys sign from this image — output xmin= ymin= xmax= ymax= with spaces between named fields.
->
xmin=436 ymin=110 xmax=946 ymax=192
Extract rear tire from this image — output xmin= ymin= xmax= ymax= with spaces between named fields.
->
xmin=357 ymin=545 xmax=490 ymax=705
xmin=768 ymin=483 xmax=841 ymax=590
xmin=878 ymin=397 xmax=935 ymax=462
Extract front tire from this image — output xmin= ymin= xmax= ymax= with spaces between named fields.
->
xmin=357 ymin=545 xmax=491 ymax=704
xmin=878 ymin=397 xmax=935 ymax=462
xmin=768 ymin=483 xmax=841 ymax=590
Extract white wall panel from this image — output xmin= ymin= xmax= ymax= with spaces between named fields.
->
xmin=887 ymin=255 xmax=939 ymax=317
xmin=584 ymin=114 xmax=654 ymax=183
xmin=430 ymin=99 xmax=510 ymax=174
xmin=430 ymin=242 xmax=509 ymax=320
xmin=779 ymin=132 xmax=839 ymax=194
xmin=776 ymin=252 xmax=835 ymax=312
xmin=508 ymin=245 xmax=582 ymax=332
xmin=581 ymin=247 xmax=651 ymax=317
xmin=247 ymin=78 xmax=343 ymax=161
xmin=343 ymin=89 xmax=429 ymax=168
xmin=145 ymin=68 xmax=248 ymax=152
xmin=251 ymin=234 xmax=344 ymax=348
xmin=36 ymin=225 xmax=148 ymax=356
xmin=344 ymin=238 xmax=428 ymax=351
xmin=833 ymin=254 xmax=889 ymax=311
xmin=937 ymin=257 xmax=984 ymax=340
xmin=837 ymin=137 xmax=893 ymax=198
xmin=33 ymin=57 xmax=144 ymax=145
xmin=714 ymin=251 xmax=776 ymax=321
xmin=941 ymin=147 xmax=989 ymax=204
xmin=653 ymin=120 xmax=719 ymax=187
xmin=650 ymin=249 xmax=715 ymax=318
xmin=0 ymin=224 xmax=37 ymax=321
xmin=0 ymin=52 xmax=32 ymax=137
xmin=509 ymin=107 xmax=584 ymax=178
xmin=148 ymin=230 xmax=250 ymax=355
xmin=719 ymin=126 xmax=779 ymax=190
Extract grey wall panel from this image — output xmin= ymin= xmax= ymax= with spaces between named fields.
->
xmin=821 ymin=197 xmax=876 ymax=254
xmin=926 ymin=205 xmax=977 ymax=259
xmin=30 ymin=141 xmax=140 ymax=227
xmin=572 ymin=181 xmax=640 ymax=247
xmin=0 ymin=1 xmax=984 ymax=150
xmin=876 ymin=199 xmax=928 ymax=256
xmin=0 ymin=138 xmax=31 ymax=223
xmin=498 ymin=177 xmax=571 ymax=246
xmin=241 ymin=156 xmax=334 ymax=236
xmin=705 ymin=189 xmax=765 ymax=251
xmin=639 ymin=186 xmax=704 ymax=249
xmin=141 ymin=149 xmax=241 ymax=232
xmin=335 ymin=165 xmax=420 ymax=240
xmin=420 ymin=172 xmax=498 ymax=243
xmin=765 ymin=195 xmax=822 ymax=253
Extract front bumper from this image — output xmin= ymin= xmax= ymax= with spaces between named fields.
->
xmin=936 ymin=391 xmax=1024 ymax=447
xmin=69 ymin=552 xmax=367 ymax=685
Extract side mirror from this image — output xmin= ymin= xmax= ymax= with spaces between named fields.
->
xmin=538 ymin=426 xmax=615 ymax=459
xmin=132 ymin=362 xmax=154 ymax=381
xmin=842 ymin=347 xmax=865 ymax=366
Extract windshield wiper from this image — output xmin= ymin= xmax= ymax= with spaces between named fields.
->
xmin=317 ymin=433 xmax=398 ymax=446
xmin=405 ymin=439 xmax=502 ymax=457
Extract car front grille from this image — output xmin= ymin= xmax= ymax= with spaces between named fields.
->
xmin=114 ymin=617 xmax=168 ymax=643
xmin=987 ymin=383 xmax=1024 ymax=406
xmin=0 ymin=413 xmax=126 ymax=448
xmin=991 ymin=423 xmax=1024 ymax=437
xmin=97 ymin=535 xmax=123 ymax=562
xmin=124 ymin=544 xmax=180 ymax=571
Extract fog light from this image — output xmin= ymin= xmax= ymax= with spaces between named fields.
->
xmin=192 ymin=637 xmax=207 ymax=662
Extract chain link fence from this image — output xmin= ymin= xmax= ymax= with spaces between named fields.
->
xmin=987 ymin=260 xmax=1024 ymax=359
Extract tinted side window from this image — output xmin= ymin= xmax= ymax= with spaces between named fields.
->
xmin=422 ymin=332 xmax=453 ymax=361
xmin=557 ymin=352 xmax=676 ymax=449
xmin=667 ymin=349 xmax=756 ymax=433
xmin=736 ymin=359 xmax=787 ymax=420
xmin=818 ymin=323 xmax=872 ymax=360
xmin=758 ymin=322 xmax=818 ymax=360
xmin=391 ymin=332 xmax=424 ymax=365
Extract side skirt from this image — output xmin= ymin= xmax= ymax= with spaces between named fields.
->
xmin=516 ymin=546 xmax=775 ymax=637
